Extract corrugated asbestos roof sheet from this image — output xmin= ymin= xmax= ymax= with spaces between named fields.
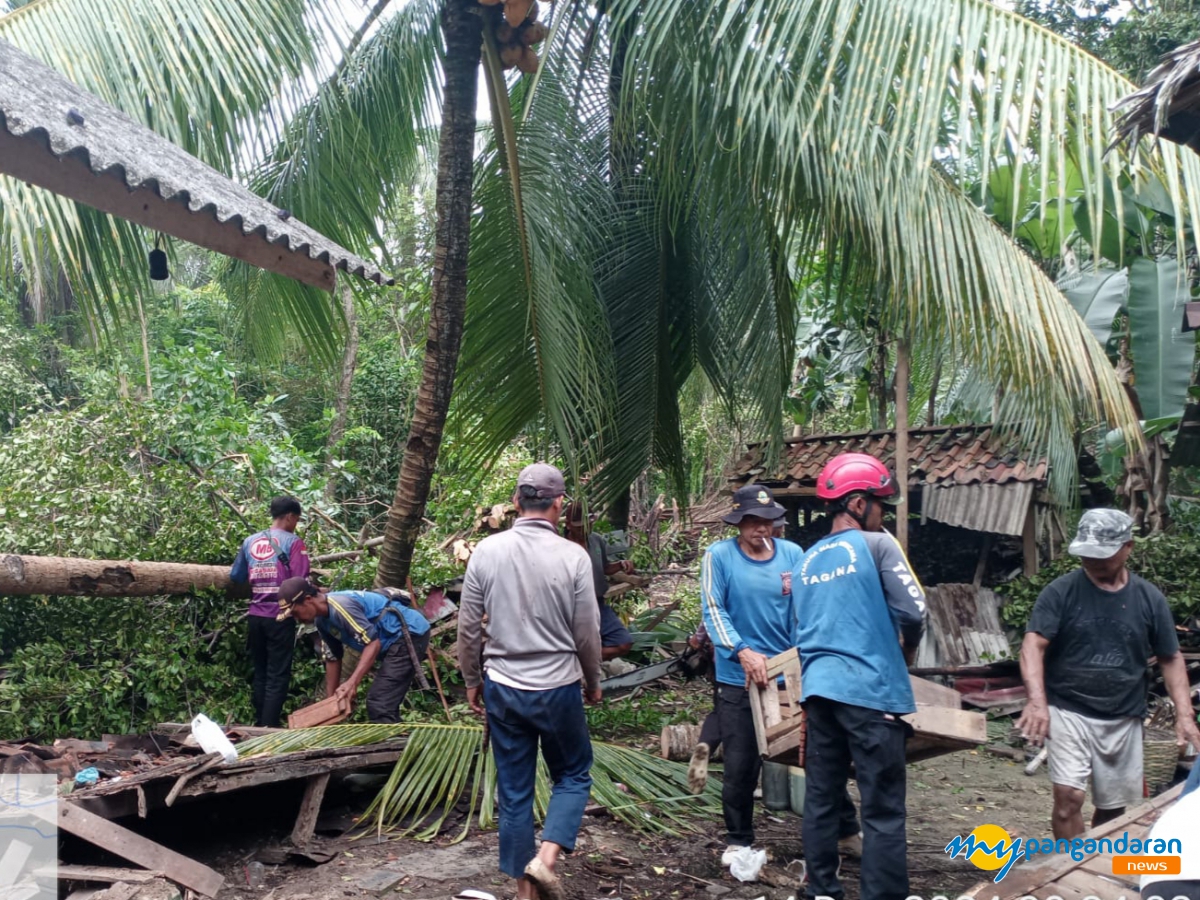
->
xmin=922 ymin=482 xmax=1034 ymax=537
xmin=730 ymin=424 xmax=1048 ymax=490
xmin=0 ymin=40 xmax=391 ymax=291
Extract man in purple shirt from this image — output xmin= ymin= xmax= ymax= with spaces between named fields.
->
xmin=230 ymin=496 xmax=311 ymax=726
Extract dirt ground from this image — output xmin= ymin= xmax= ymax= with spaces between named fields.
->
xmin=104 ymin=746 xmax=1078 ymax=900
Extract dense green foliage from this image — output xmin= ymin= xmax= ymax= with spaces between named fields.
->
xmin=0 ymin=281 xmax=532 ymax=740
xmin=999 ymin=530 xmax=1200 ymax=629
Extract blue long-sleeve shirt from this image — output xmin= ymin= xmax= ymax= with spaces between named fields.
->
xmin=794 ymin=528 xmax=926 ymax=713
xmin=314 ymin=590 xmax=430 ymax=658
xmin=701 ymin=537 xmax=805 ymax=687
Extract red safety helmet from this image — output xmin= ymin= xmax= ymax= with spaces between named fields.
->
xmin=816 ymin=452 xmax=898 ymax=503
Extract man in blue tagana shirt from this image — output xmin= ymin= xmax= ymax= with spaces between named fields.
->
xmin=796 ymin=453 xmax=925 ymax=900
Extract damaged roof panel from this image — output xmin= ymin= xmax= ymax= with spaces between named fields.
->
xmin=0 ymin=39 xmax=391 ymax=291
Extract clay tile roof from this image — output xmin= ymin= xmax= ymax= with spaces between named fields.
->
xmin=730 ymin=424 xmax=1050 ymax=491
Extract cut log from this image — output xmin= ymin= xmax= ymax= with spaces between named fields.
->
xmin=1 ymin=554 xmax=233 ymax=597
xmin=660 ymin=724 xmax=721 ymax=761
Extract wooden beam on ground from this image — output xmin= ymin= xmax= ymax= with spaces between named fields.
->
xmin=43 ymin=866 xmax=161 ymax=884
xmin=38 ymin=803 xmax=223 ymax=897
xmin=290 ymin=772 xmax=331 ymax=847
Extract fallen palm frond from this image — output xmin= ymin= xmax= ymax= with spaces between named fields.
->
xmin=237 ymin=722 xmax=722 ymax=841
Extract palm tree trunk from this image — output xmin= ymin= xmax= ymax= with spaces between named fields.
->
xmin=324 ymin=283 xmax=359 ymax=503
xmin=375 ymin=0 xmax=481 ymax=589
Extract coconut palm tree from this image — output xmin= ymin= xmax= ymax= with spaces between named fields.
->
xmin=6 ymin=0 xmax=1200 ymax=586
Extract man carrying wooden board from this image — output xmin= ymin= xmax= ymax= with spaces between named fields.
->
xmin=700 ymin=484 xmax=805 ymax=863
xmin=794 ymin=453 xmax=926 ymax=900
xmin=277 ymin=578 xmax=431 ymax=723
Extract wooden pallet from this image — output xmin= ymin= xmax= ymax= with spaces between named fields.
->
xmin=748 ymin=648 xmax=987 ymax=764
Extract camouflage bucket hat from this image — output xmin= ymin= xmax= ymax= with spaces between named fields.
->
xmin=1068 ymin=508 xmax=1134 ymax=560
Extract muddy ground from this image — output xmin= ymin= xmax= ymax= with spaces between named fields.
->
xmin=72 ymin=743 xmax=1083 ymax=900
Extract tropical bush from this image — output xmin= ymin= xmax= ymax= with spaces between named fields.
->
xmin=999 ymin=530 xmax=1200 ymax=629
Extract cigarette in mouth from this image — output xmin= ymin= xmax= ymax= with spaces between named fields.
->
xmin=760 ymin=537 xmax=770 ymax=549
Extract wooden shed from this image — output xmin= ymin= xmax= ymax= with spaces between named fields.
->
xmin=728 ymin=424 xmax=1112 ymax=668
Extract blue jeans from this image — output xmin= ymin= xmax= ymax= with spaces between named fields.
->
xmin=484 ymin=679 xmax=594 ymax=879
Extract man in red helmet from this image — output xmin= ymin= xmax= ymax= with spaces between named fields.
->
xmin=794 ymin=452 xmax=926 ymax=900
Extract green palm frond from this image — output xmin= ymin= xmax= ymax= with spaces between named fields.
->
xmin=612 ymin=0 xmax=1157 ymax=494
xmin=223 ymin=0 xmax=443 ymax=361
xmin=237 ymin=723 xmax=722 ymax=840
xmin=452 ymin=8 xmax=617 ymax=482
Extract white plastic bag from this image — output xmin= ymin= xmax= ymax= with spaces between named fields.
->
xmin=191 ymin=713 xmax=238 ymax=763
xmin=728 ymin=846 xmax=767 ymax=883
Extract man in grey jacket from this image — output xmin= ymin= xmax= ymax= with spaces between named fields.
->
xmin=458 ymin=463 xmax=602 ymax=900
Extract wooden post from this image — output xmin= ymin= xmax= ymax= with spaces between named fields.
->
xmin=291 ymin=772 xmax=332 ymax=848
xmin=895 ymin=337 xmax=910 ymax=553
xmin=1022 ymin=501 xmax=1039 ymax=577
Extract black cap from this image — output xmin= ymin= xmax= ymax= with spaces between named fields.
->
xmin=722 ymin=484 xmax=786 ymax=525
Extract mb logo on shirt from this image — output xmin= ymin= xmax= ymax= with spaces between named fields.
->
xmin=250 ymin=537 xmax=275 ymax=560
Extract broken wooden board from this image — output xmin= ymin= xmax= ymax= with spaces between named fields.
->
xmin=287 ymin=695 xmax=351 ymax=729
xmin=747 ymin=648 xmax=804 ymax=759
xmin=33 ymin=802 xmax=224 ymax=898
xmin=748 ymin=649 xmax=987 ymax=764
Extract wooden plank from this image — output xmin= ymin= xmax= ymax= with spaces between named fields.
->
xmin=1045 ymin=869 xmax=1102 ymax=900
xmin=290 ymin=772 xmax=331 ymax=847
xmin=1055 ymin=869 xmax=1133 ymax=898
xmin=902 ymin=705 xmax=988 ymax=744
xmin=1080 ymin=856 xmax=1139 ymax=890
xmin=749 ymin=679 xmax=770 ymax=756
xmin=1022 ymin=499 xmax=1038 ymax=577
xmin=767 ymin=647 xmax=799 ymax=676
xmin=908 ymin=675 xmax=963 ymax=709
xmin=41 ymin=802 xmax=223 ymax=897
xmin=193 ymin=748 xmax=402 ymax=795
xmin=39 ymin=866 xmax=161 ymax=884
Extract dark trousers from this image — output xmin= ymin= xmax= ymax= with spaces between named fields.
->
xmin=802 ymin=697 xmax=909 ymax=900
xmin=698 ymin=680 xmax=722 ymax=750
xmin=248 ymin=615 xmax=295 ymax=727
xmin=484 ymin=679 xmax=594 ymax=879
xmin=366 ymin=631 xmax=430 ymax=723
xmin=716 ymin=684 xmax=761 ymax=846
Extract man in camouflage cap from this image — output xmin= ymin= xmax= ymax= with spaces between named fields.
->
xmin=1017 ymin=509 xmax=1200 ymax=839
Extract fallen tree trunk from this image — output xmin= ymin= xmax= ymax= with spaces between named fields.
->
xmin=1 ymin=554 xmax=237 ymax=597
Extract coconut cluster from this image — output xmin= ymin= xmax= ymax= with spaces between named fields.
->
xmin=479 ymin=0 xmax=546 ymax=73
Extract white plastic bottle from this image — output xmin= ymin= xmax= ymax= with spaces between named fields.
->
xmin=191 ymin=713 xmax=238 ymax=763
